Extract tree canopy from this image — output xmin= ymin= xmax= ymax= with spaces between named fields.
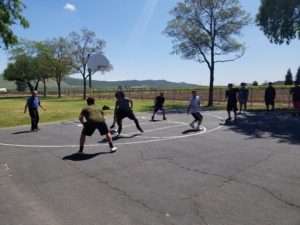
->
xmin=163 ymin=0 xmax=251 ymax=106
xmin=68 ymin=27 xmax=111 ymax=99
xmin=256 ymin=0 xmax=300 ymax=45
xmin=0 ymin=0 xmax=29 ymax=49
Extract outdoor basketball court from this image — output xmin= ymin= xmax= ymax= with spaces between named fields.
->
xmin=0 ymin=110 xmax=300 ymax=225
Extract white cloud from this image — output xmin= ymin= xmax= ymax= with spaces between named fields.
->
xmin=64 ymin=3 xmax=76 ymax=11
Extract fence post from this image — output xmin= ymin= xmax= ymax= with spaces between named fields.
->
xmin=288 ymin=87 xmax=291 ymax=108
xmin=250 ymin=88 xmax=253 ymax=106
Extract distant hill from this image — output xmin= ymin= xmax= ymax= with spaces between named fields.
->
xmin=0 ymin=74 xmax=200 ymax=91
xmin=63 ymin=77 xmax=200 ymax=89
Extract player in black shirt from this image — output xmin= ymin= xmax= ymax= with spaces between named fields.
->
xmin=113 ymin=91 xmax=143 ymax=135
xmin=151 ymin=93 xmax=166 ymax=121
xmin=264 ymin=82 xmax=276 ymax=114
xmin=225 ymin=83 xmax=239 ymax=122
xmin=290 ymin=81 xmax=300 ymax=116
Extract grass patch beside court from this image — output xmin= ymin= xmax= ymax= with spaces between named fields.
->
xmin=0 ymin=97 xmax=292 ymax=128
xmin=0 ymin=97 xmax=189 ymax=128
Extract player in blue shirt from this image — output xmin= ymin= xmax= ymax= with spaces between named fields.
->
xmin=24 ymin=91 xmax=46 ymax=131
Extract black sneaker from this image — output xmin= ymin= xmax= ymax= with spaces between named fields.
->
xmin=110 ymin=124 xmax=115 ymax=129
xmin=225 ymin=117 xmax=232 ymax=122
xmin=163 ymin=117 xmax=167 ymax=120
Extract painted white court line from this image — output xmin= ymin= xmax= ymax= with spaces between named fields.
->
xmin=0 ymin=113 xmax=224 ymax=148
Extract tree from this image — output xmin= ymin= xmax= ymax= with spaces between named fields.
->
xmin=256 ymin=0 xmax=300 ymax=45
xmin=284 ymin=68 xmax=294 ymax=85
xmin=163 ymin=0 xmax=251 ymax=106
xmin=7 ymin=40 xmax=53 ymax=94
xmin=3 ymin=54 xmax=34 ymax=91
xmin=252 ymin=81 xmax=258 ymax=86
xmin=68 ymin=27 xmax=112 ymax=99
xmin=295 ymin=66 xmax=300 ymax=83
xmin=0 ymin=0 xmax=29 ymax=49
xmin=47 ymin=37 xmax=72 ymax=98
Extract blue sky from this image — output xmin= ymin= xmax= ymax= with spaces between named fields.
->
xmin=1 ymin=0 xmax=300 ymax=85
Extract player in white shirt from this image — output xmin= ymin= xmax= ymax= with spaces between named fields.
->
xmin=187 ymin=90 xmax=203 ymax=131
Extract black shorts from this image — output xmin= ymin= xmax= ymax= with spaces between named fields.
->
xmin=154 ymin=105 xmax=164 ymax=112
xmin=227 ymin=102 xmax=238 ymax=112
xmin=116 ymin=110 xmax=136 ymax=120
xmin=82 ymin=121 xmax=109 ymax=136
xmin=239 ymin=98 xmax=247 ymax=105
xmin=191 ymin=112 xmax=203 ymax=121
xmin=265 ymin=99 xmax=274 ymax=106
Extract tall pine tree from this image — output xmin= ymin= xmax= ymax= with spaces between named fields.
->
xmin=284 ymin=68 xmax=294 ymax=85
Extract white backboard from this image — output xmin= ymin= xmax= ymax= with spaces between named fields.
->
xmin=87 ymin=53 xmax=109 ymax=71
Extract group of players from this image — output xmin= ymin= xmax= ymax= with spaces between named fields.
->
xmin=77 ymin=90 xmax=202 ymax=153
xmin=225 ymin=81 xmax=300 ymax=122
xmin=24 ymin=81 xmax=300 ymax=153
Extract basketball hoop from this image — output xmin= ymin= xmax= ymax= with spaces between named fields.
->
xmin=97 ymin=65 xmax=106 ymax=71
xmin=87 ymin=53 xmax=110 ymax=71
xmin=86 ymin=53 xmax=110 ymax=98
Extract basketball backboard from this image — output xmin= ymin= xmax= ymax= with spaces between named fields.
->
xmin=87 ymin=53 xmax=110 ymax=71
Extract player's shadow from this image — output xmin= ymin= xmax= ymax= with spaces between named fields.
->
xmin=12 ymin=130 xmax=32 ymax=134
xmin=182 ymin=129 xmax=198 ymax=134
xmin=62 ymin=152 xmax=110 ymax=161
xmin=150 ymin=119 xmax=161 ymax=122
xmin=100 ymin=133 xmax=140 ymax=142
xmin=225 ymin=112 xmax=300 ymax=145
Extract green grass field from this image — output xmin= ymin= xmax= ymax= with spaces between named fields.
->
xmin=0 ymin=97 xmax=188 ymax=128
xmin=0 ymin=97 xmax=292 ymax=128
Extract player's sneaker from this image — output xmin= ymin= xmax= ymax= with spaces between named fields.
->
xmin=110 ymin=147 xmax=117 ymax=153
xmin=163 ymin=117 xmax=167 ymax=120
xmin=189 ymin=122 xmax=195 ymax=130
xmin=151 ymin=116 xmax=154 ymax=121
xmin=77 ymin=150 xmax=83 ymax=154
xmin=225 ymin=117 xmax=232 ymax=122
xmin=195 ymin=126 xmax=201 ymax=131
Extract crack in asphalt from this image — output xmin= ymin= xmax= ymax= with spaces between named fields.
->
xmin=167 ymin=158 xmax=300 ymax=211
xmin=61 ymin=158 xmax=177 ymax=225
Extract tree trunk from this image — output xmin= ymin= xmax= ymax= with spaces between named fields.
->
xmin=57 ymin=78 xmax=61 ymax=98
xmin=34 ymin=81 xmax=40 ymax=91
xmin=83 ymin=77 xmax=87 ymax=99
xmin=43 ymin=80 xmax=47 ymax=97
xmin=208 ymin=66 xmax=214 ymax=106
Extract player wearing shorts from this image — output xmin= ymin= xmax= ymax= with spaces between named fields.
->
xmin=238 ymin=82 xmax=249 ymax=114
xmin=113 ymin=91 xmax=143 ymax=135
xmin=151 ymin=92 xmax=166 ymax=121
xmin=290 ymin=81 xmax=300 ymax=116
xmin=264 ymin=82 xmax=276 ymax=114
xmin=225 ymin=83 xmax=239 ymax=121
xmin=78 ymin=97 xmax=116 ymax=153
xmin=187 ymin=90 xmax=203 ymax=131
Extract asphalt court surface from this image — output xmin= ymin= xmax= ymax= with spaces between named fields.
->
xmin=1 ymin=110 xmax=300 ymax=225
xmin=0 ymin=110 xmax=223 ymax=148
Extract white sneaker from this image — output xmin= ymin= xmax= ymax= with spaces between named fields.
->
xmin=189 ymin=122 xmax=195 ymax=130
xmin=110 ymin=147 xmax=117 ymax=152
